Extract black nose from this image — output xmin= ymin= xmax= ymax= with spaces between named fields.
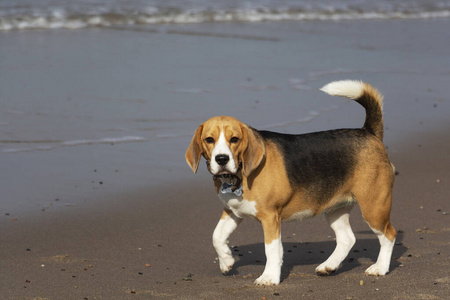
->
xmin=215 ymin=154 xmax=229 ymax=166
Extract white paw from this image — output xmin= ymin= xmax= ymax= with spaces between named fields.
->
xmin=365 ymin=264 xmax=388 ymax=276
xmin=315 ymin=262 xmax=342 ymax=276
xmin=219 ymin=255 xmax=235 ymax=274
xmin=254 ymin=273 xmax=280 ymax=286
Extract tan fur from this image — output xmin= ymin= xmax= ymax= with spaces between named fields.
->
xmin=352 ymin=139 xmax=396 ymax=241
xmin=185 ymin=125 xmax=203 ymax=173
xmin=186 ymin=81 xmax=397 ymax=284
xmin=186 ymin=116 xmax=396 ymax=245
xmin=220 ymin=208 xmax=235 ymax=220
xmin=185 ymin=116 xmax=265 ymax=176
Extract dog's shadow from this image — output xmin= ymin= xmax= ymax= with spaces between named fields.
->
xmin=227 ymin=232 xmax=406 ymax=282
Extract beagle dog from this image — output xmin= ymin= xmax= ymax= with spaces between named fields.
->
xmin=186 ymin=80 xmax=396 ymax=286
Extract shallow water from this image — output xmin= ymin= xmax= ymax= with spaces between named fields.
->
xmin=1 ymin=19 xmax=449 ymax=214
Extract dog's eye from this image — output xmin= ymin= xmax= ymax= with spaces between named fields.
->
xmin=230 ymin=137 xmax=239 ymax=143
xmin=205 ymin=137 xmax=215 ymax=144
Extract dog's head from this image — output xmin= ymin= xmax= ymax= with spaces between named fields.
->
xmin=186 ymin=116 xmax=265 ymax=177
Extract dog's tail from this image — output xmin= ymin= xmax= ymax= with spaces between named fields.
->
xmin=321 ymin=80 xmax=384 ymax=140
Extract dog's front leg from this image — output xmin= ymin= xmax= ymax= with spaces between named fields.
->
xmin=255 ymin=213 xmax=283 ymax=286
xmin=212 ymin=209 xmax=242 ymax=274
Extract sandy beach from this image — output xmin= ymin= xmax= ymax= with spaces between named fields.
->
xmin=1 ymin=18 xmax=449 ymax=299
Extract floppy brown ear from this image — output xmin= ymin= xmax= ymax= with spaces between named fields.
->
xmin=185 ymin=125 xmax=203 ymax=173
xmin=241 ymin=124 xmax=265 ymax=177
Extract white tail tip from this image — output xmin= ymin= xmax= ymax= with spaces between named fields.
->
xmin=320 ymin=80 xmax=365 ymax=100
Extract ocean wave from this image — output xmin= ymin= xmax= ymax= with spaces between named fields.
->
xmin=1 ymin=7 xmax=450 ymax=31
xmin=1 ymin=136 xmax=147 ymax=153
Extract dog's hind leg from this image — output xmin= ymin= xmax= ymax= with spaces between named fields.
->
xmin=316 ymin=205 xmax=356 ymax=275
xmin=364 ymin=223 xmax=396 ymax=276
xmin=212 ymin=209 xmax=242 ymax=274
xmin=359 ymin=190 xmax=396 ymax=276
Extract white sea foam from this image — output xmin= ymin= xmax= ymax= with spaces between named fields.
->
xmin=173 ymin=88 xmax=211 ymax=94
xmin=239 ymin=83 xmax=279 ymax=91
xmin=1 ymin=2 xmax=449 ymax=31
xmin=1 ymin=136 xmax=146 ymax=153
xmin=260 ymin=106 xmax=341 ymax=130
xmin=156 ymin=133 xmax=191 ymax=139
xmin=288 ymin=78 xmax=312 ymax=90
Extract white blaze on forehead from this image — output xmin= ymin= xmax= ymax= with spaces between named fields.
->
xmin=210 ymin=129 xmax=237 ymax=174
xmin=212 ymin=130 xmax=232 ymax=158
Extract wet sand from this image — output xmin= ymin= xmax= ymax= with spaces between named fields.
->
xmin=1 ymin=19 xmax=449 ymax=299
xmin=1 ymin=129 xmax=449 ymax=299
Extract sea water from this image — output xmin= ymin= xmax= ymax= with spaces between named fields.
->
xmin=1 ymin=0 xmax=450 ymax=31
xmin=1 ymin=1 xmax=449 ymax=214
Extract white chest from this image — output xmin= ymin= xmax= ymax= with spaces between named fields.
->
xmin=218 ymin=189 xmax=257 ymax=219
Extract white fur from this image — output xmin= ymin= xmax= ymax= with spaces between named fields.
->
xmin=284 ymin=210 xmax=314 ymax=222
xmin=365 ymin=227 xmax=395 ymax=276
xmin=320 ymin=80 xmax=365 ymax=100
xmin=255 ymin=237 xmax=283 ymax=286
xmin=212 ymin=214 xmax=242 ymax=274
xmin=210 ymin=130 xmax=238 ymax=175
xmin=218 ymin=176 xmax=258 ymax=218
xmin=316 ymin=206 xmax=356 ymax=274
xmin=218 ymin=186 xmax=257 ymax=218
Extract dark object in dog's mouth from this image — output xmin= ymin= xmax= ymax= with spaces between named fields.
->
xmin=213 ymin=173 xmax=242 ymax=192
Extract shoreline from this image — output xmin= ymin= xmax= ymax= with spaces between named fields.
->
xmin=1 ymin=18 xmax=449 ymax=299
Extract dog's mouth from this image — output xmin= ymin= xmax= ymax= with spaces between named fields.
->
xmin=216 ymin=169 xmax=234 ymax=176
xmin=211 ymin=167 xmax=234 ymax=177
xmin=213 ymin=172 xmax=242 ymax=193
xmin=206 ymin=161 xmax=242 ymax=176
xmin=205 ymin=161 xmax=243 ymax=193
